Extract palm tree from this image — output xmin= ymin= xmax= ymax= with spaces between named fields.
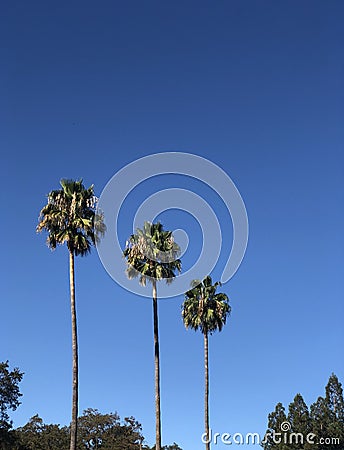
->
xmin=37 ymin=179 xmax=105 ymax=450
xmin=182 ymin=275 xmax=230 ymax=450
xmin=123 ymin=221 xmax=181 ymax=450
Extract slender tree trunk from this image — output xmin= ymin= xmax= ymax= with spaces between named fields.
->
xmin=204 ymin=331 xmax=210 ymax=450
xmin=69 ymin=251 xmax=78 ymax=450
xmin=152 ymin=279 xmax=161 ymax=450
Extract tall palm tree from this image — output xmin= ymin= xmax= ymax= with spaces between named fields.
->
xmin=182 ymin=275 xmax=230 ymax=450
xmin=37 ymin=179 xmax=105 ymax=450
xmin=123 ymin=221 xmax=181 ymax=450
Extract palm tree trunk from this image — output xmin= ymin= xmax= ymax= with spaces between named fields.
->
xmin=152 ymin=279 xmax=161 ymax=450
xmin=69 ymin=251 xmax=78 ymax=450
xmin=204 ymin=331 xmax=210 ymax=450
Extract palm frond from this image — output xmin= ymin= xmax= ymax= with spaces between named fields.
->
xmin=123 ymin=221 xmax=182 ymax=286
xmin=37 ymin=179 xmax=105 ymax=256
xmin=182 ymin=275 xmax=230 ymax=335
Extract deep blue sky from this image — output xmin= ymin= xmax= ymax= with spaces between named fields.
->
xmin=1 ymin=1 xmax=343 ymax=449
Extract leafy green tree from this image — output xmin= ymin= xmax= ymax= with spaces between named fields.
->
xmin=182 ymin=276 xmax=230 ymax=450
xmin=264 ymin=374 xmax=344 ymax=450
xmin=77 ymin=408 xmax=144 ymax=449
xmin=325 ymin=374 xmax=344 ymax=446
xmin=262 ymin=402 xmax=289 ymax=450
xmin=16 ymin=415 xmax=44 ymax=450
xmin=0 ymin=361 xmax=23 ymax=431
xmin=310 ymin=396 xmax=329 ymax=450
xmin=120 ymin=416 xmax=145 ymax=450
xmin=0 ymin=361 xmax=23 ymax=449
xmin=15 ymin=415 xmax=69 ymax=450
xmin=309 ymin=374 xmax=344 ymax=450
xmin=123 ymin=221 xmax=181 ymax=450
xmin=78 ymin=408 xmax=118 ymax=449
xmin=287 ymin=394 xmax=311 ymax=450
xmin=14 ymin=410 xmax=144 ymax=450
xmin=37 ymin=179 xmax=105 ymax=450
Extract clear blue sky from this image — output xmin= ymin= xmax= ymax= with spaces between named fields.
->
xmin=1 ymin=1 xmax=343 ymax=449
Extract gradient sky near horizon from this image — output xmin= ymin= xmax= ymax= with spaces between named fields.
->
xmin=1 ymin=1 xmax=343 ymax=449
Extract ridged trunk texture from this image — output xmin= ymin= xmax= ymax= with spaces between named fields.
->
xmin=152 ymin=280 xmax=161 ymax=450
xmin=69 ymin=251 xmax=78 ymax=450
xmin=204 ymin=332 xmax=210 ymax=450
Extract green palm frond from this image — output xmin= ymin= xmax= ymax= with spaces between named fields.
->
xmin=123 ymin=221 xmax=182 ymax=285
xmin=182 ymin=275 xmax=230 ymax=335
xmin=37 ymin=179 xmax=105 ymax=256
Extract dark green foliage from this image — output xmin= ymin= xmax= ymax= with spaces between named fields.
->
xmin=287 ymin=394 xmax=312 ymax=450
xmin=14 ymin=415 xmax=69 ymax=450
xmin=123 ymin=221 xmax=181 ymax=286
xmin=0 ymin=361 xmax=23 ymax=447
xmin=310 ymin=396 xmax=330 ymax=450
xmin=77 ymin=408 xmax=144 ymax=449
xmin=37 ymin=178 xmax=105 ymax=256
xmin=182 ymin=275 xmax=230 ymax=335
xmin=12 ymin=410 xmax=145 ymax=450
xmin=309 ymin=374 xmax=344 ymax=450
xmin=324 ymin=374 xmax=344 ymax=447
xmin=262 ymin=375 xmax=344 ymax=450
xmin=262 ymin=402 xmax=289 ymax=450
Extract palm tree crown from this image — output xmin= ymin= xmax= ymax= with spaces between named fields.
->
xmin=123 ymin=221 xmax=181 ymax=285
xmin=37 ymin=178 xmax=105 ymax=255
xmin=182 ymin=275 xmax=230 ymax=334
